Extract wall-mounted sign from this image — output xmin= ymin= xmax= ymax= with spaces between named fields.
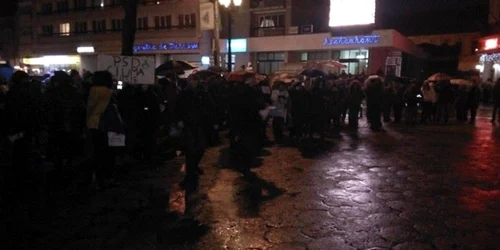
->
xmin=77 ymin=46 xmax=95 ymax=53
xmin=226 ymin=39 xmax=247 ymax=53
xmin=133 ymin=43 xmax=199 ymax=52
xmin=484 ymin=38 xmax=498 ymax=50
xmin=324 ymin=35 xmax=380 ymax=46
xmin=98 ymin=55 xmax=155 ymax=84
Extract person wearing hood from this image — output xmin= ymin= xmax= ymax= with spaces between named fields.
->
xmin=491 ymin=78 xmax=500 ymax=123
xmin=420 ymin=81 xmax=436 ymax=124
xmin=2 ymin=71 xmax=38 ymax=191
xmin=45 ymin=71 xmax=85 ymax=174
xmin=176 ymin=74 xmax=216 ymax=189
xmin=87 ymin=71 xmax=120 ymax=190
xmin=364 ymin=71 xmax=385 ymax=130
xmin=466 ymin=81 xmax=482 ymax=124
xmin=346 ymin=80 xmax=364 ymax=128
xmin=270 ymin=81 xmax=290 ymax=145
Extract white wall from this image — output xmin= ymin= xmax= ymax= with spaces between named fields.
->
xmin=80 ymin=55 xmax=98 ymax=73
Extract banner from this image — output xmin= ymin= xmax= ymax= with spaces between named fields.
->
xmin=98 ymin=55 xmax=155 ymax=84
xmin=200 ymin=2 xmax=215 ymax=30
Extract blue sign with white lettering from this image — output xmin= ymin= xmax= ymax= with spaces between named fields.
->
xmin=133 ymin=42 xmax=199 ymax=52
xmin=324 ymin=35 xmax=380 ymax=46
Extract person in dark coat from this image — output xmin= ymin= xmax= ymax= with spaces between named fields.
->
xmin=176 ymin=74 xmax=216 ymax=189
xmin=117 ymin=84 xmax=141 ymax=158
xmin=347 ymin=80 xmax=364 ymax=128
xmin=491 ymin=78 xmax=500 ymax=123
xmin=365 ymin=74 xmax=385 ymax=130
xmin=466 ymin=81 xmax=482 ymax=124
xmin=87 ymin=71 xmax=120 ymax=189
xmin=403 ymin=82 xmax=419 ymax=125
xmin=137 ymin=85 xmax=162 ymax=164
xmin=382 ymin=81 xmax=394 ymax=122
xmin=227 ymin=75 xmax=264 ymax=175
xmin=45 ymin=71 xmax=85 ymax=172
xmin=435 ymin=80 xmax=453 ymax=124
xmin=2 ymin=71 xmax=38 ymax=190
xmin=256 ymin=79 xmax=272 ymax=145
xmin=308 ymin=78 xmax=328 ymax=141
xmin=393 ymin=82 xmax=406 ymax=123
xmin=289 ymin=81 xmax=309 ymax=143
xmin=454 ymin=85 xmax=468 ymax=123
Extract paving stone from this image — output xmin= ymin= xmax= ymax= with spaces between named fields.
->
xmin=379 ymin=225 xmax=413 ymax=243
xmin=375 ymin=192 xmax=404 ymax=201
xmin=264 ymin=227 xmax=312 ymax=244
xmin=19 ymin=109 xmax=500 ymax=250
xmin=393 ymin=242 xmax=433 ymax=250
xmin=268 ymin=243 xmax=307 ymax=250
xmin=307 ymin=236 xmax=356 ymax=250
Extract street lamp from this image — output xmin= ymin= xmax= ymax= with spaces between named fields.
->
xmin=220 ymin=0 xmax=242 ymax=72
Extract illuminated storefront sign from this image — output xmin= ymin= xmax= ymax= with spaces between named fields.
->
xmin=133 ymin=42 xmax=199 ymax=52
xmin=324 ymin=35 xmax=380 ymax=46
xmin=22 ymin=55 xmax=80 ymax=65
xmin=77 ymin=46 xmax=95 ymax=53
xmin=226 ymin=39 xmax=247 ymax=53
xmin=329 ymin=0 xmax=375 ymax=27
xmin=484 ymin=38 xmax=499 ymax=50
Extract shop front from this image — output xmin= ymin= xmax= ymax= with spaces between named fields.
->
xmin=220 ymin=29 xmax=426 ymax=77
xmin=20 ymin=37 xmax=202 ymax=75
xmin=21 ymin=55 xmax=81 ymax=75
xmin=477 ymin=34 xmax=500 ymax=81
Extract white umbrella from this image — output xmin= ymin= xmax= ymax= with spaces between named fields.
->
xmin=450 ymin=79 xmax=472 ymax=86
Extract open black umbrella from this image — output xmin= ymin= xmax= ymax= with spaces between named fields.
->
xmin=299 ymin=68 xmax=325 ymax=78
xmin=207 ymin=65 xmax=228 ymax=73
xmin=156 ymin=60 xmax=196 ymax=76
xmin=0 ymin=64 xmax=14 ymax=83
xmin=195 ymin=70 xmax=220 ymax=80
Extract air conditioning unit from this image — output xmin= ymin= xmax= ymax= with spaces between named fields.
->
xmin=288 ymin=26 xmax=298 ymax=34
xmin=300 ymin=24 xmax=313 ymax=34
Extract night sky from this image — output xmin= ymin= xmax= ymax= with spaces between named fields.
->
xmin=0 ymin=0 xmax=17 ymax=18
xmin=376 ymin=0 xmax=489 ymax=35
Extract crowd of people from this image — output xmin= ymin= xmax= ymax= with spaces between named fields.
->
xmin=1 ymin=67 xmax=500 ymax=194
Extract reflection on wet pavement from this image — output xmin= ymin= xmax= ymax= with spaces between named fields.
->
xmin=171 ymin=108 xmax=499 ymax=250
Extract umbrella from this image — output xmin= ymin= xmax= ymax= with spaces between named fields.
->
xmin=207 ymin=65 xmax=228 ymax=73
xmin=226 ymin=71 xmax=255 ymax=81
xmin=194 ymin=70 xmax=220 ymax=79
xmin=272 ymin=73 xmax=298 ymax=84
xmin=450 ymin=79 xmax=472 ymax=86
xmin=304 ymin=60 xmax=346 ymax=69
xmin=156 ymin=60 xmax=196 ymax=76
xmin=0 ymin=64 xmax=14 ymax=83
xmin=299 ymin=68 xmax=325 ymax=78
xmin=427 ymin=73 xmax=451 ymax=81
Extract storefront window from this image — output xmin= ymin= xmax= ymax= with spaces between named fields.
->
xmin=300 ymin=51 xmax=330 ymax=61
xmin=257 ymin=52 xmax=284 ymax=74
xmin=339 ymin=49 xmax=369 ymax=75
xmin=332 ymin=51 xmax=340 ymax=60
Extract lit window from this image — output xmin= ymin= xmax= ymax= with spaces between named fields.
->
xmin=260 ymin=19 xmax=275 ymax=28
xmin=60 ymin=23 xmax=70 ymax=36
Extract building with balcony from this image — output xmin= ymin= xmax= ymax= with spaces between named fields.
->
xmin=219 ymin=0 xmax=425 ymax=77
xmin=408 ymin=32 xmax=481 ymax=72
xmin=17 ymin=0 xmax=205 ymax=74
xmin=476 ymin=0 xmax=500 ymax=81
xmin=0 ymin=17 xmax=17 ymax=64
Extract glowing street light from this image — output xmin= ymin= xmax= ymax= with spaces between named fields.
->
xmin=220 ymin=0 xmax=242 ymax=72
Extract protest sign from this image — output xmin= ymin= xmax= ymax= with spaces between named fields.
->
xmin=98 ymin=55 xmax=155 ymax=84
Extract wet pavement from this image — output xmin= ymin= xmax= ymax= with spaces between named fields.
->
xmin=4 ymin=108 xmax=500 ymax=250
xmin=168 ymin=108 xmax=500 ymax=250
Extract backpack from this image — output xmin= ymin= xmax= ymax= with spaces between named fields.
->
xmin=99 ymin=94 xmax=125 ymax=134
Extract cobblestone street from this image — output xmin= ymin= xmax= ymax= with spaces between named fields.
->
xmin=5 ymin=108 xmax=500 ymax=250
xmin=170 ymin=108 xmax=500 ymax=250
